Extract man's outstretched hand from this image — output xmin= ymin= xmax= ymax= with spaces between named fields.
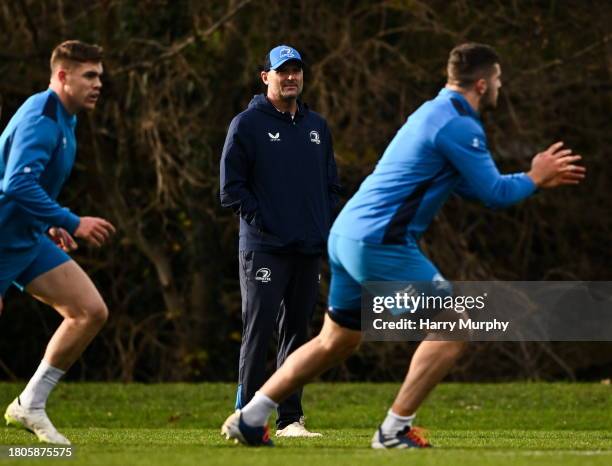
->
xmin=527 ymin=141 xmax=586 ymax=188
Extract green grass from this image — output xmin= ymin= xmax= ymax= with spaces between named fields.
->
xmin=0 ymin=382 xmax=611 ymax=465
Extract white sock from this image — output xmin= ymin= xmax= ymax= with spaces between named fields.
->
xmin=241 ymin=391 xmax=278 ymax=426
xmin=19 ymin=360 xmax=65 ymax=410
xmin=380 ymin=409 xmax=415 ymax=435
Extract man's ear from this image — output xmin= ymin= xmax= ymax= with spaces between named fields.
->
xmin=261 ymin=70 xmax=269 ymax=85
xmin=57 ymin=69 xmax=68 ymax=85
xmin=474 ymin=78 xmax=487 ymax=96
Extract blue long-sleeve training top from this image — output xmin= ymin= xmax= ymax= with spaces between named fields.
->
xmin=0 ymin=89 xmax=80 ymax=252
xmin=220 ymin=94 xmax=340 ymax=254
xmin=331 ymin=88 xmax=536 ymax=244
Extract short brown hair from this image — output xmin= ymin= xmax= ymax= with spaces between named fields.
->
xmin=447 ymin=43 xmax=499 ymax=88
xmin=50 ymin=40 xmax=103 ymax=71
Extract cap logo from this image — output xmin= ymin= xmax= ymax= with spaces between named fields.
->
xmin=280 ymin=47 xmax=295 ymax=58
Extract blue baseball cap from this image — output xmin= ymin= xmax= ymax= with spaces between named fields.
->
xmin=266 ymin=45 xmax=303 ymax=71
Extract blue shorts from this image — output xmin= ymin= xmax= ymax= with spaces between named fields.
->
xmin=327 ymin=233 xmax=447 ymax=330
xmin=0 ymin=236 xmax=71 ymax=297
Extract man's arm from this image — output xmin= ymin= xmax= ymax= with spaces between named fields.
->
xmin=436 ymin=117 xmax=537 ymax=209
xmin=2 ymin=116 xmax=80 ymax=233
xmin=324 ymin=123 xmax=341 ymax=213
xmin=440 ymin=118 xmax=584 ymax=208
xmin=219 ymin=116 xmax=261 ymax=228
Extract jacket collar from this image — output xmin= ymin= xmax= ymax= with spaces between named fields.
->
xmin=438 ymin=88 xmax=480 ymax=120
xmin=248 ymin=93 xmax=308 ymax=122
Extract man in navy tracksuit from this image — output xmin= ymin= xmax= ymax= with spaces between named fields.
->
xmin=220 ymin=45 xmax=339 ymax=437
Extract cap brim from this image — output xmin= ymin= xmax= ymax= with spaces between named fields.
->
xmin=270 ymin=58 xmax=304 ymax=70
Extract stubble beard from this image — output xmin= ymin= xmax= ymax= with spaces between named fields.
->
xmin=480 ymin=88 xmax=498 ymax=112
xmin=280 ymin=88 xmax=300 ymax=102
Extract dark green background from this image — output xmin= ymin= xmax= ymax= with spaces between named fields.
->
xmin=0 ymin=0 xmax=610 ymax=381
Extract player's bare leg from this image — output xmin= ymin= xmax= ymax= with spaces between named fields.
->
xmin=373 ymin=311 xmax=466 ymax=449
xmin=26 ymin=260 xmax=108 ymax=370
xmin=261 ymin=315 xmax=361 ymax=402
xmin=262 ymin=315 xmax=465 ymax=415
xmin=371 ymin=338 xmax=465 ymax=449
xmin=221 ymin=315 xmax=361 ymax=446
xmin=5 ymin=260 xmax=108 ymax=444
xmin=390 ymin=339 xmax=466 ymax=416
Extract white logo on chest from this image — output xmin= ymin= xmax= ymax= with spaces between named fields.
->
xmin=309 ymin=131 xmax=321 ymax=144
xmin=268 ymin=132 xmax=281 ymax=142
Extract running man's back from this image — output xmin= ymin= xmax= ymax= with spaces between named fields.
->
xmin=332 ymin=88 xmax=535 ymax=245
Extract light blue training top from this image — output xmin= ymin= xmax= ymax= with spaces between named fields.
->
xmin=331 ymin=88 xmax=536 ymax=244
xmin=0 ymin=89 xmax=80 ymax=252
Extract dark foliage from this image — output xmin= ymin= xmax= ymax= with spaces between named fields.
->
xmin=0 ymin=0 xmax=610 ymax=381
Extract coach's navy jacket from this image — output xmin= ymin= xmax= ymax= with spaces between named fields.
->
xmin=220 ymin=94 xmax=340 ymax=254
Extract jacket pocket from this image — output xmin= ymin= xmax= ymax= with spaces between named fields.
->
xmin=240 ymin=250 xmax=255 ymax=278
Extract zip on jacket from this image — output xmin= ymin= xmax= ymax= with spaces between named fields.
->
xmin=220 ymin=94 xmax=340 ymax=254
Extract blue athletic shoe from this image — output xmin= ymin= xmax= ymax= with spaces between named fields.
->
xmin=371 ymin=425 xmax=432 ymax=449
xmin=221 ymin=410 xmax=273 ymax=447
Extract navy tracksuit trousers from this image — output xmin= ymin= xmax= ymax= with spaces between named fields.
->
xmin=236 ymin=250 xmax=320 ymax=429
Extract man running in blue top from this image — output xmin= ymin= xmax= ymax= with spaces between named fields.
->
xmin=1 ymin=40 xmax=115 ymax=445
xmin=222 ymin=43 xmax=585 ymax=447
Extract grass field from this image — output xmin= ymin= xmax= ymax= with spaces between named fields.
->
xmin=0 ymin=382 xmax=611 ymax=465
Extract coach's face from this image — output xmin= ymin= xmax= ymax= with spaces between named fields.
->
xmin=262 ymin=61 xmax=303 ymax=102
xmin=481 ymin=63 xmax=502 ymax=111
xmin=61 ymin=61 xmax=103 ymax=112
